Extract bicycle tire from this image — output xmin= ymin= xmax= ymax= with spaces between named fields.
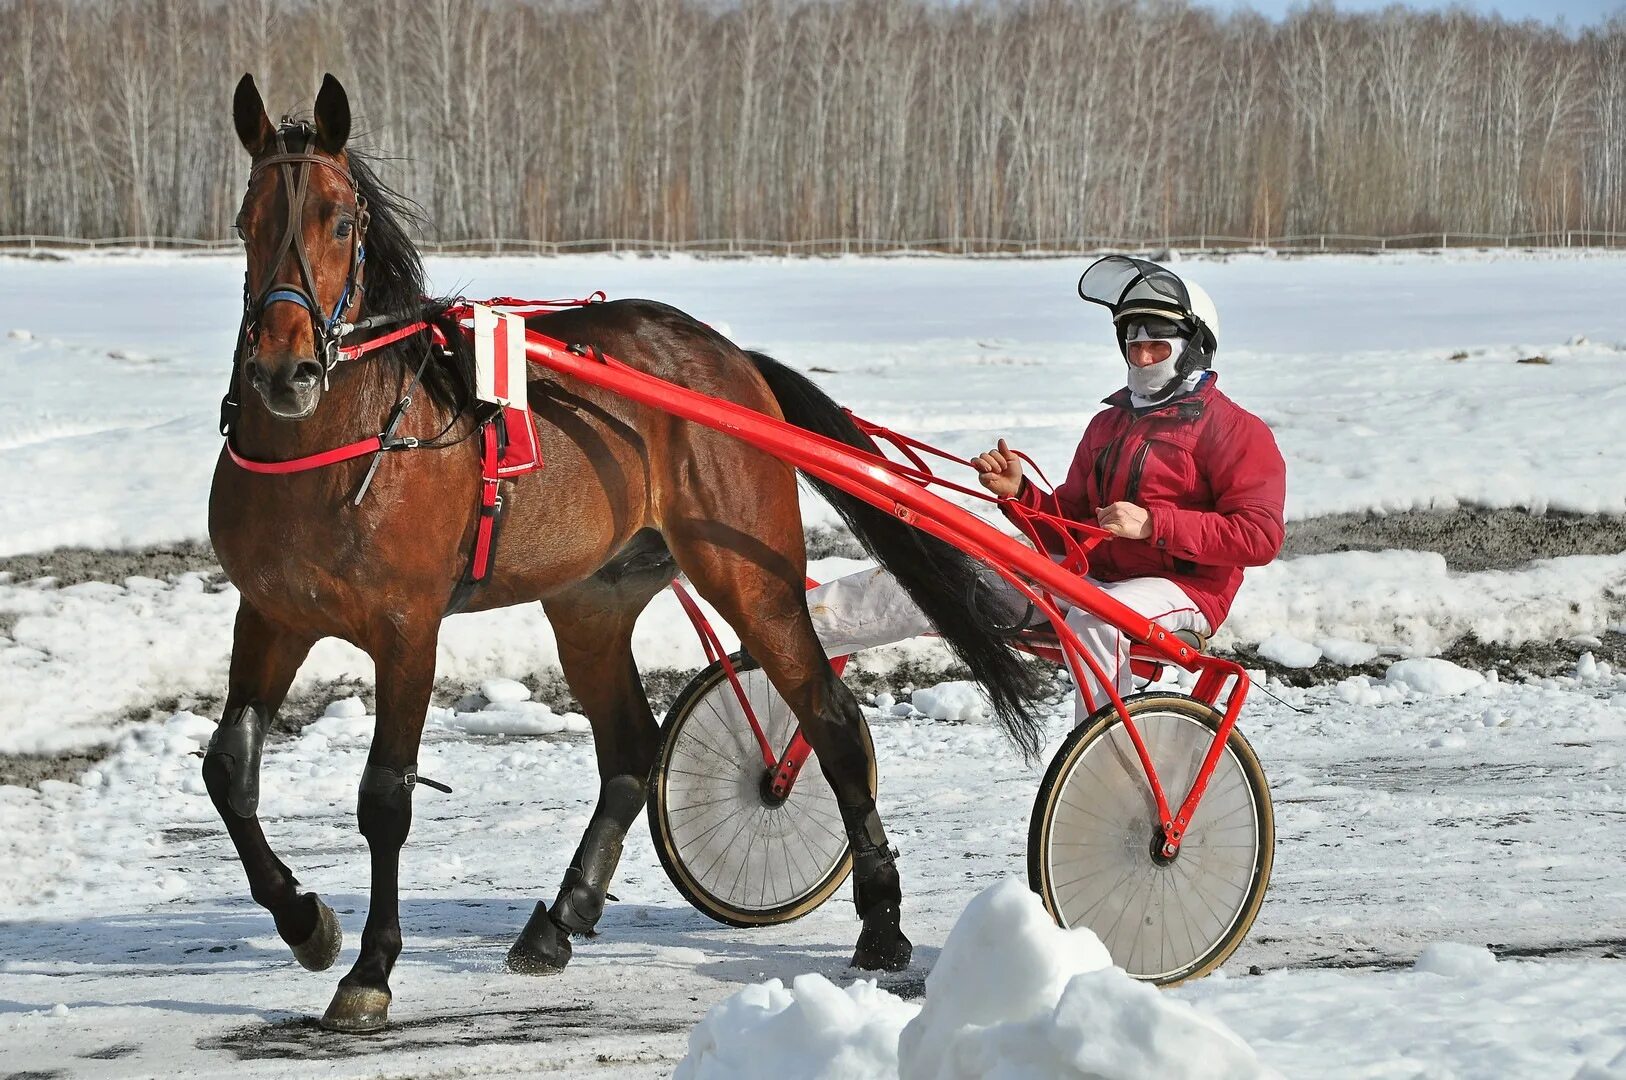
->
xmin=1028 ymin=692 xmax=1273 ymax=984
xmin=649 ymin=654 xmax=876 ymax=927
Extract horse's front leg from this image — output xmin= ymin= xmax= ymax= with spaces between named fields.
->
xmin=202 ymin=604 xmax=339 ymax=969
xmin=319 ymin=619 xmax=440 ymax=1034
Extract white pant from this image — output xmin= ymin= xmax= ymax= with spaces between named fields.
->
xmin=805 ymin=566 xmax=1210 ymax=727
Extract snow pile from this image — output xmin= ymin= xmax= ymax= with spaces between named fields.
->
xmin=1223 ymin=551 xmax=1626 ymax=658
xmin=1383 ymin=658 xmax=1487 ymax=696
xmin=909 ymin=681 xmax=989 ymax=724
xmin=480 ymin=677 xmax=532 ymax=704
xmin=1256 ymin=633 xmax=1321 ymax=668
xmin=436 ymin=699 xmax=590 ymax=736
xmin=1413 ymin=943 xmax=1499 ymax=977
xmin=0 ymin=568 xmax=727 ymax=754
xmin=1316 ymin=637 xmax=1380 ymax=665
xmin=674 ymin=976 xmax=914 ymax=1080
xmin=675 ymin=881 xmax=1276 ymax=1080
xmin=323 ymin=695 xmax=367 ymax=719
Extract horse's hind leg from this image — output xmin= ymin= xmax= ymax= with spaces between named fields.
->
xmin=508 ymin=572 xmax=667 ymax=974
xmin=669 ymin=519 xmax=912 ymax=972
xmin=202 ymin=603 xmax=339 ymax=971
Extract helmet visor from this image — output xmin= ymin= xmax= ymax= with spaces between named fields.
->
xmin=1077 ymin=255 xmax=1195 ymax=320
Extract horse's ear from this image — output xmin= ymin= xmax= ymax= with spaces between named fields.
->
xmin=233 ymin=73 xmax=273 ymax=156
xmin=313 ymin=74 xmax=351 ymax=155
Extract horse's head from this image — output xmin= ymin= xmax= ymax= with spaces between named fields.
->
xmin=233 ymin=73 xmax=368 ymax=420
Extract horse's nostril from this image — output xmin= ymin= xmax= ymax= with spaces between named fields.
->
xmin=291 ymin=360 xmax=324 ymax=387
xmin=247 ymin=359 xmax=270 ymax=386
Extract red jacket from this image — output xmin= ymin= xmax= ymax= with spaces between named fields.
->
xmin=1007 ymin=375 xmax=1286 ymax=629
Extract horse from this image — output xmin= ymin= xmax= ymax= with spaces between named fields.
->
xmin=204 ymin=72 xmax=1045 ymax=1033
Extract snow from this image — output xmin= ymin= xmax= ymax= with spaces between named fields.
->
xmin=2 ymin=251 xmax=1623 ymax=755
xmin=322 ymin=696 xmax=366 ymax=719
xmin=3 ymin=544 xmax=1618 ymax=754
xmin=480 ymin=676 xmax=533 ymax=703
xmin=1 ymin=252 xmax=1625 ymax=1078
xmin=1256 ymin=633 xmax=1322 ymax=668
xmin=2 ymin=670 xmax=1625 ymax=1076
xmin=1221 ymin=550 xmax=1626 ymax=657
xmin=678 ymin=881 xmax=1275 ymax=1080
xmin=0 ymin=567 xmax=727 ymax=754
xmin=4 ymin=251 xmax=1626 ymax=559
xmin=1414 ymin=942 xmax=1500 ymax=977
xmin=908 ymin=681 xmax=989 ymax=724
xmin=1315 ymin=637 xmax=1380 ymax=665
xmin=1383 ymin=657 xmax=1488 ymax=696
xmin=438 ymin=699 xmax=591 ymax=735
xmin=675 ymin=976 xmax=914 ymax=1080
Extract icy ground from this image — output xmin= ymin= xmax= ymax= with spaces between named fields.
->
xmin=1 ymin=252 xmax=1624 ymax=1077
xmin=3 ymin=665 xmax=1624 ymax=1078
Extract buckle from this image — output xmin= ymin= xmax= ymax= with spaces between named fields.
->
xmin=322 ymin=335 xmax=342 ymax=372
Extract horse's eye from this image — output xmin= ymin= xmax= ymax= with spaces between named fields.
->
xmin=336 ymin=220 xmax=353 ymax=239
xmin=233 ymin=218 xmax=246 ymax=240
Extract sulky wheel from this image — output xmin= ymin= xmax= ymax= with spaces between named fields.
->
xmin=649 ymin=653 xmax=875 ymax=927
xmin=1028 ymin=692 xmax=1274 ymax=985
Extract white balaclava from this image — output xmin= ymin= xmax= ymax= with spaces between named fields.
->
xmin=1124 ymin=323 xmax=1194 ymax=406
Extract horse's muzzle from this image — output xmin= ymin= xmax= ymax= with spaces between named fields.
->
xmin=247 ymin=354 xmax=324 ymax=420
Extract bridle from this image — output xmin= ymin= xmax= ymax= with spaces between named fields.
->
xmin=235 ymin=121 xmax=370 ymax=382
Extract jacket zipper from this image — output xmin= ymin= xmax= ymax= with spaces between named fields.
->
xmin=1095 ymin=417 xmax=1142 ymax=505
xmin=1124 ymin=441 xmax=1152 ymax=504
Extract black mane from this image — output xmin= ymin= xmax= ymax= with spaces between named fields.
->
xmin=341 ymin=147 xmax=475 ymax=413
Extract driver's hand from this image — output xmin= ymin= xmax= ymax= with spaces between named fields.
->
xmin=972 ymin=438 xmax=1023 ymax=498
xmin=1096 ymin=501 xmax=1153 ymax=539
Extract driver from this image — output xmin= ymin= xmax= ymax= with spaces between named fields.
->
xmin=805 ymin=256 xmax=1286 ymax=726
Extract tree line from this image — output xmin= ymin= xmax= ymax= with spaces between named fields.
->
xmin=0 ymin=0 xmax=1621 ymax=246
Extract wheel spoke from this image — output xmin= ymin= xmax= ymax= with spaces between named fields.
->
xmin=657 ymin=663 xmax=864 ymax=919
xmin=1038 ymin=704 xmax=1267 ymax=983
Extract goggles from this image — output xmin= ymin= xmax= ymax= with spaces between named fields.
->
xmin=1124 ymin=338 xmax=1177 ymax=362
xmin=1118 ymin=313 xmax=1190 ymax=340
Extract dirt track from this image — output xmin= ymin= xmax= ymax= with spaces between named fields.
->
xmin=1281 ymin=507 xmax=1626 ymax=572
xmin=0 ymin=539 xmax=221 ymax=588
xmin=6 ymin=507 xmax=1620 ymax=587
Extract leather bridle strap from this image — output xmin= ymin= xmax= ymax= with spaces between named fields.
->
xmin=240 ymin=129 xmax=368 ymax=375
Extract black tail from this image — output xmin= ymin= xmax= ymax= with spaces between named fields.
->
xmin=747 ymin=351 xmax=1049 ymax=761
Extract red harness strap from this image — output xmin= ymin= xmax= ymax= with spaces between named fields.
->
xmin=226 ymin=434 xmax=384 ymax=474
xmin=471 ymin=423 xmax=503 ymax=582
xmin=221 ymin=294 xmax=596 ymax=588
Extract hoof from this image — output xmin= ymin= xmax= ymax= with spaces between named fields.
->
xmin=290 ymin=894 xmax=342 ymax=973
xmin=851 ymin=917 xmax=913 ymax=972
xmin=318 ymin=984 xmax=391 ymax=1034
xmin=506 ymin=903 xmax=573 ymax=975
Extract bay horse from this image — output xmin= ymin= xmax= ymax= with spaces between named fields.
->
xmin=204 ymin=73 xmax=1044 ymax=1033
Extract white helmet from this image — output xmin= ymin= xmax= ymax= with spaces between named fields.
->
xmin=1178 ymin=280 xmax=1219 ymax=352
xmin=1078 ymin=255 xmax=1220 ymax=361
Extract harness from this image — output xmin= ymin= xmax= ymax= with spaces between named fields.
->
xmin=219 ymin=122 xmax=589 ymax=590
